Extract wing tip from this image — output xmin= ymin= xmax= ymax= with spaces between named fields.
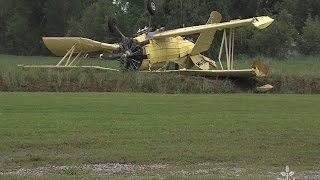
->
xmin=253 ymin=16 xmax=274 ymax=29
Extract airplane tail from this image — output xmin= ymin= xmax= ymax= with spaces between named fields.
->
xmin=190 ymin=11 xmax=222 ymax=55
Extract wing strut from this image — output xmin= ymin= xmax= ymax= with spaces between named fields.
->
xmin=18 ymin=44 xmax=118 ymax=72
xmin=56 ymin=45 xmax=83 ymax=67
xmin=218 ymin=28 xmax=235 ymax=70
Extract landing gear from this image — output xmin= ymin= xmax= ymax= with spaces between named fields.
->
xmin=147 ymin=0 xmax=157 ymax=16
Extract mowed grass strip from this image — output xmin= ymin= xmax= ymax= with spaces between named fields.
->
xmin=0 ymin=93 xmax=319 ymax=170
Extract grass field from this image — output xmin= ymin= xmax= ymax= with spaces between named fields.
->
xmin=0 ymin=93 xmax=319 ymax=179
xmin=234 ymin=55 xmax=320 ymax=76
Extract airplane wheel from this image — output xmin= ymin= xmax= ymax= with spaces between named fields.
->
xmin=147 ymin=0 xmax=157 ymax=16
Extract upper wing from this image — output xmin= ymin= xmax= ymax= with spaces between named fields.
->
xmin=43 ymin=37 xmax=120 ymax=56
xmin=153 ymin=16 xmax=274 ymax=39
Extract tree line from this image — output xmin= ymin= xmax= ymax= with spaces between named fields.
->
xmin=0 ymin=0 xmax=319 ymax=58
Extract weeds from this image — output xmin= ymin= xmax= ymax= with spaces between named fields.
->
xmin=1 ymin=67 xmax=320 ymax=94
xmin=0 ymin=55 xmax=320 ymax=93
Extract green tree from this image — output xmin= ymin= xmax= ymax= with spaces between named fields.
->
xmin=0 ymin=0 xmax=318 ymax=57
xmin=274 ymin=0 xmax=320 ymax=31
xmin=0 ymin=0 xmax=14 ymax=53
xmin=230 ymin=0 xmax=258 ymax=18
xmin=43 ymin=0 xmax=69 ymax=36
xmin=248 ymin=10 xmax=298 ymax=58
xmin=299 ymin=16 xmax=320 ymax=55
xmin=4 ymin=1 xmax=42 ymax=55
xmin=67 ymin=0 xmax=117 ymax=42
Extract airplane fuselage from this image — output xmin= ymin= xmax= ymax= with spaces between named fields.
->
xmin=134 ymin=33 xmax=215 ymax=70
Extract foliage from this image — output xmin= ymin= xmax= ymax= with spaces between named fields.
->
xmin=67 ymin=0 xmax=117 ymax=41
xmin=0 ymin=0 xmax=320 ymax=56
xmin=274 ymin=0 xmax=320 ymax=30
xmin=2 ymin=1 xmax=42 ymax=55
xmin=235 ymin=10 xmax=299 ymax=58
xmin=248 ymin=10 xmax=298 ymax=58
xmin=298 ymin=16 xmax=320 ymax=55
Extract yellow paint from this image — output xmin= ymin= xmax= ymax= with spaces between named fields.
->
xmin=191 ymin=11 xmax=222 ymax=55
xmin=144 ymin=37 xmax=194 ymax=64
xmin=153 ymin=16 xmax=274 ymax=39
xmin=43 ymin=37 xmax=119 ymax=56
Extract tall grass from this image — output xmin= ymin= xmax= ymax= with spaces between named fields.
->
xmin=0 ymin=55 xmax=320 ymax=93
xmin=0 ymin=69 xmax=235 ymax=93
xmin=261 ymin=74 xmax=320 ymax=94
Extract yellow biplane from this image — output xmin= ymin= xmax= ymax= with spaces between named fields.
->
xmin=20 ymin=1 xmax=274 ymax=79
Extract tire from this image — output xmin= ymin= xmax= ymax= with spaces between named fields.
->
xmin=147 ymin=0 xmax=157 ymax=16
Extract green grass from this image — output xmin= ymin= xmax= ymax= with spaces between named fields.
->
xmin=234 ymin=55 xmax=320 ymax=76
xmin=0 ymin=55 xmax=120 ymax=71
xmin=0 ymin=93 xmax=319 ymax=178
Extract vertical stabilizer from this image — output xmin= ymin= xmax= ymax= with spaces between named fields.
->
xmin=190 ymin=11 xmax=222 ymax=55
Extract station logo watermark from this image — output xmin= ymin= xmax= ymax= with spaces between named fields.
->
xmin=277 ymin=166 xmax=295 ymax=180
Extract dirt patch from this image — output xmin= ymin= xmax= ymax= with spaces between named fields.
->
xmin=170 ymin=167 xmax=246 ymax=177
xmin=1 ymin=163 xmax=319 ymax=179
xmin=0 ymin=163 xmax=168 ymax=176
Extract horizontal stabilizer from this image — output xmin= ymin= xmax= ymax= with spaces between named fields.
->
xmin=43 ymin=37 xmax=120 ymax=56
